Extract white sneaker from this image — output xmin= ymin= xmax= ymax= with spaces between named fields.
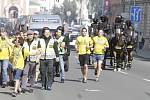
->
xmin=114 ymin=68 xmax=117 ymax=72
xmin=95 ymin=77 xmax=99 ymax=82
xmin=118 ymin=68 xmax=121 ymax=72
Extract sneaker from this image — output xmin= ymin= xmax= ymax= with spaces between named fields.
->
xmin=17 ymin=90 xmax=23 ymax=95
xmin=12 ymin=92 xmax=17 ymax=97
xmin=28 ymin=89 xmax=33 ymax=93
xmin=55 ymin=73 xmax=60 ymax=77
xmin=47 ymin=87 xmax=52 ymax=91
xmin=61 ymin=79 xmax=64 ymax=83
xmin=117 ymin=68 xmax=121 ymax=72
xmin=82 ymin=78 xmax=87 ymax=83
xmin=41 ymin=86 xmax=45 ymax=90
xmin=95 ymin=70 xmax=97 ymax=75
xmin=114 ymin=68 xmax=117 ymax=72
xmin=21 ymin=88 xmax=26 ymax=93
xmin=95 ymin=77 xmax=99 ymax=82
xmin=1 ymin=84 xmax=6 ymax=88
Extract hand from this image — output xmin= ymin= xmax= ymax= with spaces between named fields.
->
xmin=36 ymin=59 xmax=39 ymax=64
xmin=55 ymin=57 xmax=59 ymax=62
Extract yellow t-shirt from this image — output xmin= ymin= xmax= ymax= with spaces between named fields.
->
xmin=76 ymin=36 xmax=92 ymax=55
xmin=10 ymin=46 xmax=29 ymax=70
xmin=93 ymin=36 xmax=109 ymax=54
xmin=86 ymin=37 xmax=93 ymax=54
xmin=0 ymin=37 xmax=11 ymax=60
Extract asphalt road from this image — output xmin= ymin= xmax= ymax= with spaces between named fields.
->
xmin=0 ymin=51 xmax=150 ymax=100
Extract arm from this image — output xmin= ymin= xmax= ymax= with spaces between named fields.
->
xmin=53 ymin=41 xmax=59 ymax=57
xmin=2 ymin=32 xmax=14 ymax=47
xmin=63 ymin=34 xmax=70 ymax=56
xmin=75 ymin=38 xmax=79 ymax=52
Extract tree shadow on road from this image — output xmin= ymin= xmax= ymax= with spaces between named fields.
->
xmin=0 ymin=92 xmax=12 ymax=96
xmin=65 ymin=78 xmax=82 ymax=83
xmin=145 ymin=92 xmax=150 ymax=97
xmin=134 ymin=56 xmax=150 ymax=62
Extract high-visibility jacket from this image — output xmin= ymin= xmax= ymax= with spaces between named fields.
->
xmin=40 ymin=38 xmax=56 ymax=59
xmin=23 ymin=40 xmax=39 ymax=62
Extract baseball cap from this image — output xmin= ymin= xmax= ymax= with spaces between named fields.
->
xmin=27 ymin=30 xmax=33 ymax=35
xmin=33 ymin=31 xmax=39 ymax=35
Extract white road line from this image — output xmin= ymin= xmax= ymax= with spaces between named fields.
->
xmin=143 ymin=79 xmax=150 ymax=82
xmin=118 ymin=71 xmax=128 ymax=75
xmin=84 ymin=89 xmax=101 ymax=92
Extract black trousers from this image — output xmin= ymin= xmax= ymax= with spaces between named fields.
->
xmin=40 ymin=59 xmax=54 ymax=89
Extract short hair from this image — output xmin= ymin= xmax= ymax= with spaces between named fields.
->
xmin=15 ymin=37 xmax=24 ymax=46
xmin=42 ymin=27 xmax=50 ymax=34
xmin=81 ymin=27 xmax=87 ymax=32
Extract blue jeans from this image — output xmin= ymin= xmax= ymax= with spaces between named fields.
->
xmin=13 ymin=69 xmax=23 ymax=80
xmin=0 ymin=60 xmax=9 ymax=84
xmin=59 ymin=55 xmax=65 ymax=80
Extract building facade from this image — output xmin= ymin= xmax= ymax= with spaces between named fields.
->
xmin=0 ymin=0 xmax=29 ymax=18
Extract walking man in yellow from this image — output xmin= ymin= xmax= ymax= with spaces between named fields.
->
xmin=75 ymin=27 xmax=93 ymax=83
xmin=92 ymin=30 xmax=109 ymax=81
xmin=1 ymin=32 xmax=29 ymax=97
xmin=0 ymin=30 xmax=11 ymax=88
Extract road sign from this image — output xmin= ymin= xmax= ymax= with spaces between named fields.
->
xmin=130 ymin=6 xmax=142 ymax=23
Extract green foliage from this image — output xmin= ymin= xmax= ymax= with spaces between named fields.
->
xmin=51 ymin=0 xmax=78 ymax=22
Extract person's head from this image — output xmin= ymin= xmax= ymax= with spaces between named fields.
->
xmin=81 ymin=27 xmax=87 ymax=36
xmin=13 ymin=37 xmax=24 ymax=47
xmin=56 ymin=26 xmax=64 ymax=37
xmin=0 ymin=28 xmax=6 ymax=38
xmin=98 ymin=30 xmax=104 ymax=36
xmin=33 ymin=31 xmax=39 ymax=39
xmin=20 ymin=31 xmax=24 ymax=38
xmin=27 ymin=30 xmax=34 ymax=41
xmin=23 ymin=32 xmax=28 ymax=40
xmin=42 ymin=27 xmax=51 ymax=38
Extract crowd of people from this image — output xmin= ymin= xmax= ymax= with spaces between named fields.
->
xmin=0 ymin=15 xmax=136 ymax=98
xmin=0 ymin=26 xmax=70 ymax=97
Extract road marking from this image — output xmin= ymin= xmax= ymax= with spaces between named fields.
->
xmin=143 ymin=79 xmax=150 ymax=82
xmin=118 ymin=71 xmax=128 ymax=75
xmin=84 ymin=89 xmax=101 ymax=92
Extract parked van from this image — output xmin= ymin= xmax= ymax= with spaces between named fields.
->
xmin=28 ymin=14 xmax=62 ymax=34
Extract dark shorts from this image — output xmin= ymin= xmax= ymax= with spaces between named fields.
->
xmin=13 ymin=69 xmax=23 ymax=80
xmin=79 ymin=54 xmax=89 ymax=67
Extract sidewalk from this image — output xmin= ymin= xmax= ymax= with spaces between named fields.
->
xmin=135 ymin=49 xmax=150 ymax=59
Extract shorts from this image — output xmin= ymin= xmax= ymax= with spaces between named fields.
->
xmin=79 ymin=54 xmax=89 ymax=67
xmin=94 ymin=54 xmax=104 ymax=63
xmin=13 ymin=69 xmax=23 ymax=80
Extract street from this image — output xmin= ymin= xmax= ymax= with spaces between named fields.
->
xmin=0 ymin=51 xmax=150 ymax=100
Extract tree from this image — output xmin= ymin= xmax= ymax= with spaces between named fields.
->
xmin=51 ymin=0 xmax=78 ymax=23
